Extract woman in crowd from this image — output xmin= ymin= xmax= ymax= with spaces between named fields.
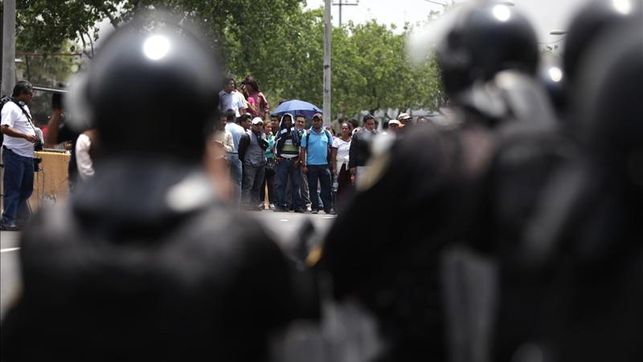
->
xmin=330 ymin=121 xmax=353 ymax=211
xmin=242 ymin=75 xmax=270 ymax=120
xmin=260 ymin=120 xmax=277 ymax=210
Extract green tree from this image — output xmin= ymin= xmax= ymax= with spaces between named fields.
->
xmin=13 ymin=0 xmax=444 ymax=119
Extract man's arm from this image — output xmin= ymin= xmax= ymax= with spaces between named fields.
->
xmin=236 ymin=92 xmax=247 ymax=115
xmin=299 ymin=145 xmax=307 ymax=173
xmin=1 ymin=125 xmax=38 ymax=143
xmin=44 ymin=109 xmax=63 ymax=147
xmin=330 ymin=147 xmax=338 ymax=175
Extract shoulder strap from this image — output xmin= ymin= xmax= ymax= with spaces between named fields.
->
xmin=11 ymin=99 xmax=32 ymax=122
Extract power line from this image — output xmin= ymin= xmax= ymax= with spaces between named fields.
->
xmin=332 ymin=0 xmax=359 ymax=27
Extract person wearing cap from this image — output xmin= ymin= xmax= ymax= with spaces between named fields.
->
xmin=397 ymin=112 xmax=412 ymax=128
xmin=387 ymin=119 xmax=402 ymax=135
xmin=238 ymin=117 xmax=269 ymax=210
xmin=300 ymin=113 xmax=334 ymax=214
xmin=348 ymin=114 xmax=377 ymax=185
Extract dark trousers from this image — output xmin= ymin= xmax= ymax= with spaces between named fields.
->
xmin=260 ymin=160 xmax=276 ymax=205
xmin=242 ymin=163 xmax=265 ymax=208
xmin=275 ymin=158 xmax=303 ymax=210
xmin=306 ymin=164 xmax=332 ymax=212
xmin=2 ymin=147 xmax=34 ymax=226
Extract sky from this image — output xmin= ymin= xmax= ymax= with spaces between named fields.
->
xmin=304 ymin=0 xmax=590 ymax=45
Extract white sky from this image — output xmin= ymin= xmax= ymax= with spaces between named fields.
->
xmin=305 ymin=0 xmax=590 ymax=44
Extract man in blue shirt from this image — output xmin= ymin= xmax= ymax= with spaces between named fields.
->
xmin=300 ymin=113 xmax=334 ymax=214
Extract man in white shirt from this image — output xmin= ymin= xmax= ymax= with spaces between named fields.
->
xmin=1 ymin=81 xmax=38 ymax=231
xmin=224 ymin=110 xmax=248 ymax=207
xmin=218 ymin=77 xmax=247 ymax=117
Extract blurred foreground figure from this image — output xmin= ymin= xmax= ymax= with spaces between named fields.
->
xmin=317 ymin=2 xmax=566 ymax=362
xmin=523 ymin=15 xmax=643 ymax=362
xmin=1 ymin=13 xmax=296 ymax=362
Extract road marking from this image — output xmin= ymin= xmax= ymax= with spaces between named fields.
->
xmin=1 ymin=247 xmax=20 ymax=253
xmin=279 ymin=219 xmax=290 ymax=222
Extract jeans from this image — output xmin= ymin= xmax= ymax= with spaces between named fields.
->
xmin=306 ymin=165 xmax=332 ymax=212
xmin=2 ymin=147 xmax=34 ymax=226
xmin=260 ymin=159 xmax=276 ymax=205
xmin=275 ymin=158 xmax=303 ymax=210
xmin=228 ymin=154 xmax=242 ymax=207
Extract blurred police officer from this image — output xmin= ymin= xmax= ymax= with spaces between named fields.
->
xmin=1 ymin=12 xmax=297 ymax=362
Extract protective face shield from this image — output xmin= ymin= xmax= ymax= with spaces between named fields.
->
xmin=66 ymin=11 xmax=223 ymax=161
xmin=436 ymin=2 xmax=539 ymax=97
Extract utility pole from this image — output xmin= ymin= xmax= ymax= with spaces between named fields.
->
xmin=2 ymin=0 xmax=16 ymax=96
xmin=332 ymin=0 xmax=358 ymax=27
xmin=323 ymin=0 xmax=332 ymax=126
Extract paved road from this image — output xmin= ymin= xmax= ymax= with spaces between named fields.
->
xmin=0 ymin=209 xmax=336 ymax=319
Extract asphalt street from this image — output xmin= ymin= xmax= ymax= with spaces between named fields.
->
xmin=0 ymin=209 xmax=336 ymax=319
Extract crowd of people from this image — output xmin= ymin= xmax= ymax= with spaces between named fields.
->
xmin=1 ymin=1 xmax=642 ymax=362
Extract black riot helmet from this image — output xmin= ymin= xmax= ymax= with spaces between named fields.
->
xmin=436 ymin=2 xmax=539 ymax=97
xmin=572 ymin=19 xmax=643 ymax=159
xmin=563 ymin=0 xmax=642 ymax=87
xmin=67 ymin=12 xmax=222 ymax=161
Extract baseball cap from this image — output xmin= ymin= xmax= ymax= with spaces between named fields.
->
xmin=397 ymin=112 xmax=411 ymax=121
xmin=251 ymin=117 xmax=264 ymax=125
xmin=312 ymin=113 xmax=323 ymax=120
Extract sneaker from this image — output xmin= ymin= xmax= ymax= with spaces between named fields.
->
xmin=0 ymin=223 xmax=19 ymax=231
xmin=311 ymin=209 xmax=319 ymax=214
xmin=269 ymin=203 xmax=276 ymax=211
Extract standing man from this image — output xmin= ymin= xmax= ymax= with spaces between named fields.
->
xmin=224 ymin=109 xmax=246 ymax=207
xmin=349 ymin=114 xmax=377 ymax=186
xmin=1 ymin=81 xmax=38 ymax=231
xmin=218 ymin=77 xmax=247 ymax=117
xmin=295 ymin=114 xmax=311 ymax=211
xmin=300 ymin=113 xmax=334 ymax=214
xmin=239 ymin=117 xmax=269 ymax=210
xmin=274 ymin=113 xmax=305 ymax=213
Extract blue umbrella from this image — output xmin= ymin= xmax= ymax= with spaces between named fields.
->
xmin=272 ymin=99 xmax=322 ymax=120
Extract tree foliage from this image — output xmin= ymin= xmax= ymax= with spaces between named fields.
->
xmin=14 ymin=0 xmax=444 ymax=119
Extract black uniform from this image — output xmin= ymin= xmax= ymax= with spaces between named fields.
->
xmin=1 ymin=12 xmax=297 ymax=362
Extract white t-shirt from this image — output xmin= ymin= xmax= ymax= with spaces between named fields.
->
xmin=219 ymin=90 xmax=247 ymax=117
xmin=1 ymin=101 xmax=36 ymax=157
xmin=332 ymin=137 xmax=351 ymax=171
xmin=75 ymin=133 xmax=95 ymax=180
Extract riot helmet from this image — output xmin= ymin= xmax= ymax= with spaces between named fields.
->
xmin=563 ymin=0 xmax=641 ymax=87
xmin=572 ymin=18 xmax=643 ymax=160
xmin=66 ymin=11 xmax=222 ymax=161
xmin=436 ymin=2 xmax=539 ymax=97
